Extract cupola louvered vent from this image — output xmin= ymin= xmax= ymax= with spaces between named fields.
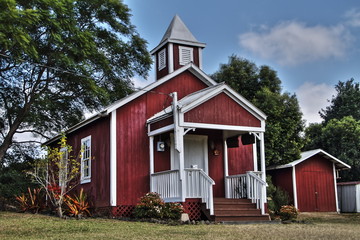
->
xmin=158 ymin=48 xmax=166 ymax=70
xmin=179 ymin=46 xmax=193 ymax=65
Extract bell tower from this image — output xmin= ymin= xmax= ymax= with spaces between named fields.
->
xmin=150 ymin=15 xmax=206 ymax=80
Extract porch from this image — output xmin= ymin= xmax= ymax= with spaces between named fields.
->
xmin=147 ymin=87 xmax=268 ymax=220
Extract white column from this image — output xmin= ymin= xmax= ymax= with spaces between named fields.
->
xmin=292 ymin=166 xmax=298 ymax=209
xmin=333 ymin=163 xmax=339 ymax=213
xmin=199 ymin=48 xmax=203 ymax=70
xmin=110 ymin=110 xmax=117 ymax=206
xmin=149 ymin=136 xmax=154 ymax=192
xmin=168 ymin=43 xmax=174 ymax=73
xmin=223 ymin=139 xmax=229 ymax=198
xmin=259 ymin=132 xmax=267 ymax=209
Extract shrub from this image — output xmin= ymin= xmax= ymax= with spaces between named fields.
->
xmin=64 ymin=188 xmax=91 ymax=218
xmin=267 ymin=175 xmax=290 ymax=214
xmin=15 ymin=187 xmax=45 ymax=213
xmin=279 ymin=205 xmax=299 ymax=221
xmin=133 ymin=192 xmax=183 ymax=220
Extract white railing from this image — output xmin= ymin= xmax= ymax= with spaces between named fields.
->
xmin=225 ymin=171 xmax=266 ymax=214
xmin=151 ymin=170 xmax=180 ymax=200
xmin=184 ymin=168 xmax=215 ymax=215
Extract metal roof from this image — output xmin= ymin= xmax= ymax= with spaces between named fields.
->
xmin=267 ymin=149 xmax=351 ymax=170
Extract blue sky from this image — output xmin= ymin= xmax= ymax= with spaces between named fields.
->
xmin=123 ymin=0 xmax=360 ymax=124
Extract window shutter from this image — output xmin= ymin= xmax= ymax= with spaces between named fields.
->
xmin=179 ymin=46 xmax=193 ymax=65
xmin=158 ymin=49 xmax=166 ymax=70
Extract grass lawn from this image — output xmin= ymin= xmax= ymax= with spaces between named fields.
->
xmin=1 ymin=211 xmax=360 ymax=240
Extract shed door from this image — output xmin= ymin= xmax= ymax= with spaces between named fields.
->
xmin=297 ymin=171 xmax=336 ymax=212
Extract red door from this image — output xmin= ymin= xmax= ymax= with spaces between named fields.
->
xmin=297 ymin=171 xmax=336 ymax=212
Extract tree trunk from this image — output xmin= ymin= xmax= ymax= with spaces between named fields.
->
xmin=0 ymin=119 xmax=23 ymax=166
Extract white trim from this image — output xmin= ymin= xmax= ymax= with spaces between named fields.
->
xmin=148 ymin=124 xmax=174 ymax=137
xmin=150 ymin=39 xmax=206 ymax=55
xmin=110 ymin=111 xmax=117 ymax=206
xmin=80 ymin=135 xmax=91 ymax=184
xmin=199 ymin=48 xmax=203 ymax=70
xmin=181 ymin=122 xmax=264 ymax=132
xmin=253 ymin=139 xmax=258 ymax=172
xmin=333 ymin=163 xmax=339 ymax=212
xmin=267 ymin=149 xmax=351 ymax=170
xmin=168 ymin=43 xmax=174 ymax=73
xmin=224 ymin=139 xmax=229 ymax=198
xmin=292 ymin=166 xmax=298 ymax=209
xmin=149 ymin=136 xmax=154 ymax=193
xmin=158 ymin=48 xmax=166 ymax=71
xmin=179 ymin=46 xmax=193 ymax=65
xmin=106 ymin=63 xmax=216 ymax=113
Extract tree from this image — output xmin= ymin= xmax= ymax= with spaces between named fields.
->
xmin=320 ymin=79 xmax=360 ymax=122
xmin=212 ymin=55 xmax=304 ymax=166
xmin=0 ymin=0 xmax=152 ymax=166
xmin=28 ymin=134 xmax=81 ymax=217
xmin=304 ymin=116 xmax=360 ymax=181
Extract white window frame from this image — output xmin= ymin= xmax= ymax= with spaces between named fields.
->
xmin=59 ymin=147 xmax=68 ymax=187
xmin=81 ymin=135 xmax=91 ymax=184
xmin=158 ymin=48 xmax=166 ymax=70
xmin=179 ymin=46 xmax=193 ymax=65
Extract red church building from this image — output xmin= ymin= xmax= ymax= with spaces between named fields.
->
xmin=45 ymin=15 xmax=269 ymax=221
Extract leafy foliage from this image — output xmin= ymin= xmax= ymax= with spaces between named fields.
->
xmin=15 ymin=187 xmax=45 ymax=213
xmin=133 ymin=192 xmax=184 ymax=220
xmin=0 ymin=0 xmax=152 ymax=166
xmin=304 ymin=116 xmax=360 ymax=181
xmin=267 ymin=175 xmax=290 ymax=215
xmin=64 ymin=188 xmax=91 ymax=218
xmin=27 ymin=134 xmax=81 ymax=217
xmin=212 ymin=55 xmax=304 ymax=165
xmin=279 ymin=205 xmax=299 ymax=221
xmin=320 ymin=79 xmax=360 ymax=122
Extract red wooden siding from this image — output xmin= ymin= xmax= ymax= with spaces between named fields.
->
xmin=268 ymin=168 xmax=294 ymax=202
xmin=115 ymin=71 xmax=209 ymax=205
xmin=184 ymin=93 xmax=261 ymax=127
xmin=153 ymin=133 xmax=171 ymax=172
xmin=173 ymin=44 xmax=200 ymax=71
xmin=150 ymin=117 xmax=173 ymax=132
xmin=296 ymin=156 xmax=336 ymax=212
xmin=65 ymin=117 xmax=111 ymax=207
xmin=228 ymin=137 xmax=254 ymax=176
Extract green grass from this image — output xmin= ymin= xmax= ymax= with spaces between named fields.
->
xmin=1 ymin=212 xmax=360 ymax=240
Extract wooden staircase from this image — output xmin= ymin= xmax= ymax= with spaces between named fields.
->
xmin=212 ymin=198 xmax=270 ymax=222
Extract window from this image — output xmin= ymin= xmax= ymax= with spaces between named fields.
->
xmin=179 ymin=46 xmax=193 ymax=65
xmin=59 ymin=147 xmax=68 ymax=187
xmin=158 ymin=48 xmax=166 ymax=70
xmin=81 ymin=136 xmax=91 ymax=184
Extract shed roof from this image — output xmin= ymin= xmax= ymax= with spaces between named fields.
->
xmin=267 ymin=149 xmax=351 ymax=170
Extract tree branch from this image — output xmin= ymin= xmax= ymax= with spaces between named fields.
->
xmin=15 ymin=130 xmax=51 ymax=139
xmin=12 ymin=140 xmax=43 ymax=144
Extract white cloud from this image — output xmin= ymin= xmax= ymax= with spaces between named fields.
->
xmin=239 ymin=21 xmax=351 ymax=66
xmin=296 ymin=82 xmax=336 ymax=125
xmin=345 ymin=8 xmax=360 ymax=27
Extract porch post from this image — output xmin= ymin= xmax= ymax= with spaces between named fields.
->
xmin=253 ymin=137 xmax=258 ymax=172
xmin=149 ymin=136 xmax=154 ymax=192
xmin=171 ymin=92 xmax=186 ymax=202
xmin=259 ymin=132 xmax=267 ymax=214
xmin=223 ymin=139 xmax=229 ymax=198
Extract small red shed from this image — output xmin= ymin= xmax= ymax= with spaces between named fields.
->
xmin=267 ymin=149 xmax=350 ymax=212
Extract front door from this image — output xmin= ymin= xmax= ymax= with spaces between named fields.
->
xmin=171 ymin=134 xmax=208 ymax=173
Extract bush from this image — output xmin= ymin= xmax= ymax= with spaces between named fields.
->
xmin=133 ymin=192 xmax=183 ymax=220
xmin=279 ymin=205 xmax=299 ymax=221
xmin=64 ymin=188 xmax=91 ymax=218
xmin=267 ymin=175 xmax=290 ymax=214
xmin=15 ymin=187 xmax=45 ymax=213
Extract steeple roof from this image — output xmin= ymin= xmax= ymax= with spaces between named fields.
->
xmin=150 ymin=15 xmax=206 ymax=54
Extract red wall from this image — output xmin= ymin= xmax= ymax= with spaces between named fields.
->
xmin=296 ymin=156 xmax=336 ymax=212
xmin=156 ymin=46 xmax=169 ymax=80
xmin=268 ymin=168 xmax=294 ymax=203
xmin=173 ymin=44 xmax=200 ymax=71
xmin=184 ymin=93 xmax=261 ymax=127
xmin=65 ymin=117 xmax=111 ymax=207
xmin=115 ymin=71 xmax=208 ymax=205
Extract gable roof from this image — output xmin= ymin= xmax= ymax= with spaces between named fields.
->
xmin=150 ymin=15 xmax=206 ymax=54
xmin=147 ymin=82 xmax=267 ymax=124
xmin=44 ymin=63 xmax=216 ymax=145
xmin=267 ymin=149 xmax=351 ymax=170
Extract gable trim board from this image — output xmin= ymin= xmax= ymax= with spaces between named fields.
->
xmin=268 ymin=149 xmax=350 ymax=212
